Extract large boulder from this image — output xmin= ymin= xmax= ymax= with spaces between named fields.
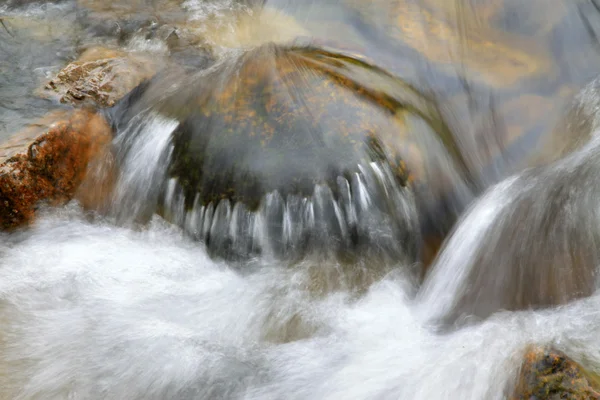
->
xmin=419 ymin=146 xmax=600 ymax=324
xmin=100 ymin=43 xmax=458 ymax=262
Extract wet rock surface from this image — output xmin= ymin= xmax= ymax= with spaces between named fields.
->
xmin=512 ymin=346 xmax=600 ymax=400
xmin=0 ymin=110 xmax=112 ymax=230
xmin=1 ymin=0 xmax=217 ymax=231
xmin=40 ymin=46 xmax=162 ymax=107
xmin=5 ymin=2 xmax=600 ymax=399
xmin=102 ymin=43 xmax=446 ymax=262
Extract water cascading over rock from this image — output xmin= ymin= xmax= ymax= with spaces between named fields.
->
xmin=88 ymin=42 xmax=479 ymax=265
xmin=418 ymin=77 xmax=600 ymax=326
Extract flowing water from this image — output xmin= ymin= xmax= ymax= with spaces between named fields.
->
xmin=4 ymin=0 xmax=600 ymax=399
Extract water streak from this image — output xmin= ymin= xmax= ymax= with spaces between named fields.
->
xmin=419 ymin=133 xmax=600 ymax=326
xmin=159 ymin=160 xmax=419 ymax=263
xmin=110 ymin=113 xmax=179 ymax=223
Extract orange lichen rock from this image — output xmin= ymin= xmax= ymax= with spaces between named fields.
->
xmin=512 ymin=346 xmax=600 ymax=400
xmin=0 ymin=110 xmax=112 ymax=230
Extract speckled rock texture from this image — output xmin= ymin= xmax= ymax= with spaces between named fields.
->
xmin=39 ymin=46 xmax=161 ymax=107
xmin=0 ymin=110 xmax=112 ymax=229
xmin=512 ymin=346 xmax=600 ymax=400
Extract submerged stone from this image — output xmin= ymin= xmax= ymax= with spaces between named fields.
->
xmin=421 ymin=142 xmax=600 ymax=324
xmin=102 ymin=42 xmax=474 ymax=262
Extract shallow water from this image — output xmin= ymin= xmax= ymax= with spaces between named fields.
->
xmin=0 ymin=2 xmax=77 ymax=138
xmin=4 ymin=0 xmax=600 ymax=399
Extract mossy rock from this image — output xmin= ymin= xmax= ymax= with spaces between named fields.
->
xmin=513 ymin=346 xmax=600 ymax=400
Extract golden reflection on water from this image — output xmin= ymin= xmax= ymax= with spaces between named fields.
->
xmin=196 ymin=7 xmax=309 ymax=50
xmin=250 ymin=0 xmax=600 ymax=178
xmin=360 ymin=0 xmax=553 ymax=87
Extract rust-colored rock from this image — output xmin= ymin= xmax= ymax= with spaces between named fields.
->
xmin=39 ymin=46 xmax=161 ymax=107
xmin=420 ymin=234 xmax=444 ymax=273
xmin=512 ymin=346 xmax=600 ymax=400
xmin=74 ymin=141 xmax=118 ymax=215
xmin=0 ymin=110 xmax=112 ymax=230
xmin=3 ymin=43 xmax=163 ymax=230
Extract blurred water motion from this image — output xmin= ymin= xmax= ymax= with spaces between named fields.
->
xmin=3 ymin=0 xmax=600 ymax=399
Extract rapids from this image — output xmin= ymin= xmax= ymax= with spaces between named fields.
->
xmin=3 ymin=205 xmax=600 ymax=400
xmin=4 ymin=0 xmax=600 ymax=399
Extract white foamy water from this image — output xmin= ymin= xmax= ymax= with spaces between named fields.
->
xmin=416 ymin=176 xmax=519 ymax=321
xmin=183 ymin=0 xmax=251 ymax=20
xmin=1 ymin=206 xmax=600 ymax=399
xmin=110 ymin=113 xmax=179 ymax=222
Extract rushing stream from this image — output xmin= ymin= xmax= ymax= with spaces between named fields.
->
xmin=4 ymin=0 xmax=600 ymax=399
xmin=4 ymin=206 xmax=600 ymax=400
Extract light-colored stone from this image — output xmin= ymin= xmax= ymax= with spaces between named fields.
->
xmin=39 ymin=46 xmax=162 ymax=107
